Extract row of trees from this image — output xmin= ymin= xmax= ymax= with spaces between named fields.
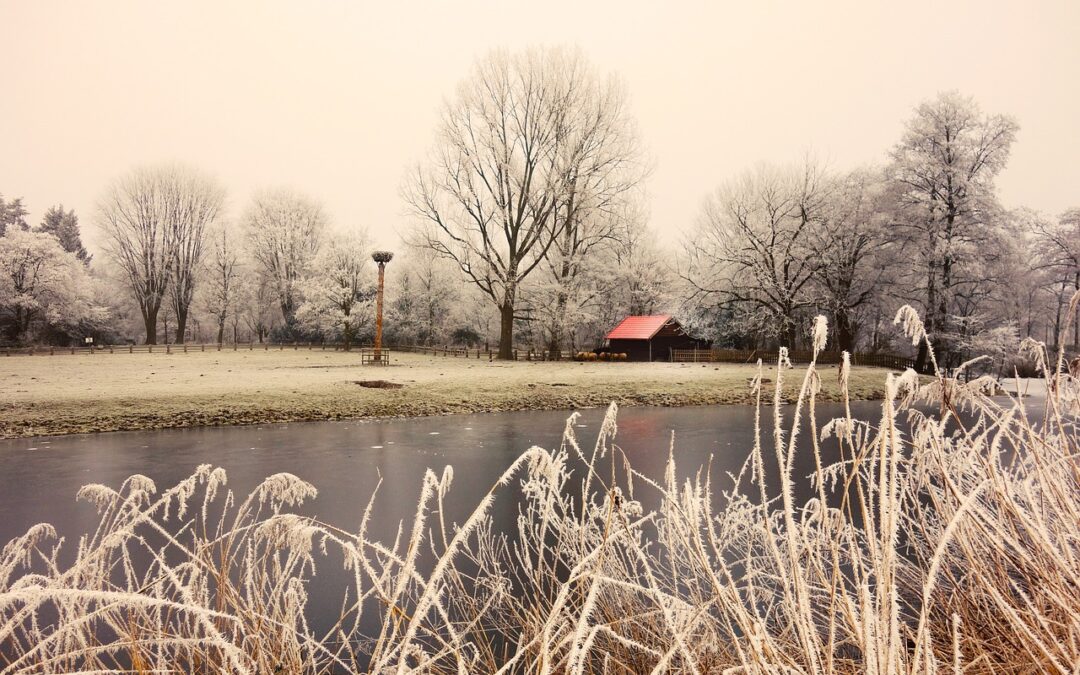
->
xmin=1 ymin=177 xmax=381 ymax=348
xmin=4 ymin=50 xmax=1077 ymax=361
xmin=406 ymin=50 xmax=1079 ymax=365
xmin=99 ymin=171 xmax=388 ymax=348
xmin=680 ymin=92 xmax=1078 ymax=370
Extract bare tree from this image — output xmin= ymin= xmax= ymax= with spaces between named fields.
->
xmin=887 ymin=91 xmax=1018 ymax=370
xmin=684 ymin=160 xmax=829 ymax=349
xmin=407 ymin=47 xmax=630 ymax=359
xmin=97 ymin=164 xmax=224 ymax=344
xmin=242 ymin=188 xmax=326 ymax=332
xmin=203 ymin=224 xmax=241 ymax=346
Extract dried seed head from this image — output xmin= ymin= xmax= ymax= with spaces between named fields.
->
xmin=811 ymin=315 xmax=828 ymax=354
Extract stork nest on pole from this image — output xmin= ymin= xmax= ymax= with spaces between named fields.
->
xmin=371 ymin=251 xmax=394 ymax=264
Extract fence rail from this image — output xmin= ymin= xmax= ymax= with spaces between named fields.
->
xmin=0 ymin=342 xmax=566 ymax=361
xmin=670 ymin=348 xmax=920 ymax=371
xmin=2 ymin=342 xmax=359 ymax=356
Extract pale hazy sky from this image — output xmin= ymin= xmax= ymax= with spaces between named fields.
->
xmin=2 ymin=1 xmax=1078 ymax=252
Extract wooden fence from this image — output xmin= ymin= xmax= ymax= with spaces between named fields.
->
xmin=1 ymin=342 xmax=567 ymax=361
xmin=670 ymin=348 xmax=920 ymax=371
xmin=2 ymin=342 xmax=355 ymax=356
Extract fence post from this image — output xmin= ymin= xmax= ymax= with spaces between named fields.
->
xmin=149 ymin=345 xmax=153 ymax=353
xmin=166 ymin=344 xmax=171 ymax=354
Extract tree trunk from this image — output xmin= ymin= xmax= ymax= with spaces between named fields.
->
xmin=1074 ymin=272 xmax=1079 ymax=351
xmin=217 ymin=319 xmax=226 ymax=346
xmin=835 ymin=309 xmax=855 ymax=353
xmin=781 ymin=306 xmax=797 ymax=350
xmin=916 ymin=259 xmax=938 ymax=374
xmin=143 ymin=307 xmax=159 ymax=345
xmin=547 ymin=336 xmax=560 ymax=361
xmin=175 ymin=307 xmax=188 ymax=344
xmin=498 ymin=302 xmax=515 ymax=360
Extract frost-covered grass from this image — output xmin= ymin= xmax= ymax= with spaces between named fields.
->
xmin=0 ymin=349 xmax=888 ymax=438
xmin=1 ymin=305 xmax=1078 ymax=673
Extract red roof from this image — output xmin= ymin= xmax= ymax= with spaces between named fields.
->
xmin=605 ymin=315 xmax=674 ymax=341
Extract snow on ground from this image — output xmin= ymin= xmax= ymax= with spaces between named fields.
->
xmin=0 ymin=349 xmax=891 ymax=438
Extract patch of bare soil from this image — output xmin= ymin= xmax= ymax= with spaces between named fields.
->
xmin=355 ymin=380 xmax=404 ymax=389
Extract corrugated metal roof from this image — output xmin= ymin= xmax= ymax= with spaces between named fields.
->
xmin=605 ymin=315 xmax=673 ymax=341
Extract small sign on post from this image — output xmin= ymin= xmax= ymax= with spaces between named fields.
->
xmin=84 ymin=336 xmax=94 ymax=353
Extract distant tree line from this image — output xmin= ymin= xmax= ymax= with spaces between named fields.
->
xmin=680 ymin=91 xmax=1079 ymax=371
xmin=3 ymin=54 xmax=1077 ymax=365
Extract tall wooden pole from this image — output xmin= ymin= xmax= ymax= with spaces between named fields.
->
xmin=375 ymin=262 xmax=385 ymax=357
xmin=371 ymin=251 xmax=393 ymax=360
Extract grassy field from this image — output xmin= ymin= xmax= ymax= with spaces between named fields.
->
xmin=0 ymin=348 xmax=891 ymax=438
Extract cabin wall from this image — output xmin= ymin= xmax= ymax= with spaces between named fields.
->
xmin=609 ymin=339 xmax=653 ymax=361
xmin=609 ymin=335 xmax=707 ymax=361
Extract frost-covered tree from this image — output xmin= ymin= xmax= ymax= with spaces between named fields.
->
xmin=683 ymin=159 xmax=829 ymax=349
xmin=243 ymin=188 xmax=326 ymax=332
xmin=96 ymin=164 xmax=224 ymax=344
xmin=201 ymin=224 xmax=241 ymax=345
xmin=1033 ymin=208 xmax=1080 ymax=349
xmin=0 ymin=194 xmax=29 ymax=236
xmin=408 ymin=47 xmax=638 ymax=359
xmin=388 ymin=247 xmax=458 ymax=346
xmin=887 ymin=91 xmax=1018 ymax=370
xmin=239 ymin=270 xmax=278 ymax=344
xmin=809 ymin=168 xmax=892 ymax=352
xmin=37 ymin=205 xmax=91 ymax=264
xmin=0 ymin=229 xmax=103 ymax=343
xmin=295 ymin=232 xmax=371 ymax=350
xmin=538 ymin=76 xmax=644 ymax=358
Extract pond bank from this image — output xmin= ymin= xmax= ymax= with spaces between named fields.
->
xmin=1 ymin=350 xmax=891 ymax=438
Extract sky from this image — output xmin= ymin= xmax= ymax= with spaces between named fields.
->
xmin=2 ymin=1 xmax=1078 ymax=253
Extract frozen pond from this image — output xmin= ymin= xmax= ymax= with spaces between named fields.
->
xmin=0 ymin=402 xmax=897 ymax=548
xmin=0 ymin=401 xmax=895 ymax=643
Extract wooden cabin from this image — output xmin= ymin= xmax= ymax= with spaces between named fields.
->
xmin=604 ymin=315 xmax=706 ymax=362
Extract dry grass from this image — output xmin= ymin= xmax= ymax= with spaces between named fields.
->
xmin=1 ymin=302 xmax=1078 ymax=673
xmin=0 ymin=349 xmax=887 ymax=438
